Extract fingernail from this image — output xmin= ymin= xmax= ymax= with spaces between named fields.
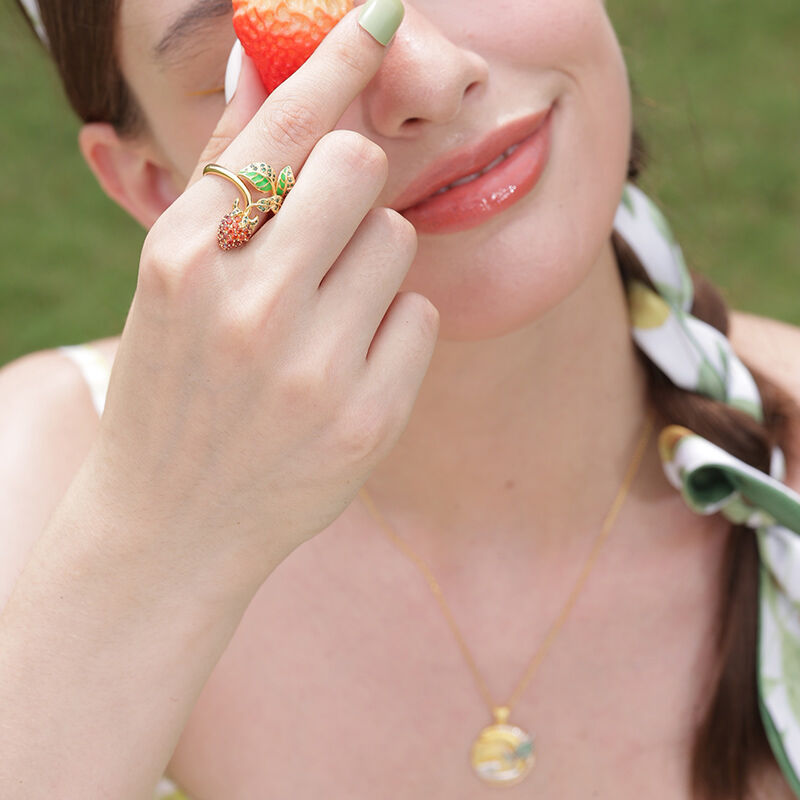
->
xmin=224 ymin=39 xmax=244 ymax=104
xmin=358 ymin=0 xmax=404 ymax=46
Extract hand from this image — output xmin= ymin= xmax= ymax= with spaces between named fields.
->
xmin=89 ymin=3 xmax=438 ymax=593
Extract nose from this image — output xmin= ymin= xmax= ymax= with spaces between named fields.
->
xmin=358 ymin=3 xmax=489 ymax=138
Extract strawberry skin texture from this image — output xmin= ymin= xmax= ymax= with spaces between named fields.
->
xmin=232 ymin=0 xmax=354 ymax=93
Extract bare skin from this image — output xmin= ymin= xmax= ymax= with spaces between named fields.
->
xmin=1 ymin=309 xmax=797 ymax=798
xmin=2 ymin=0 xmax=798 ymax=796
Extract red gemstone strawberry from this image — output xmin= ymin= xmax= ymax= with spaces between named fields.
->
xmin=232 ymin=0 xmax=354 ymax=94
xmin=217 ymin=207 xmax=256 ymax=250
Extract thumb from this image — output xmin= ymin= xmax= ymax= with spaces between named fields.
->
xmin=187 ymin=39 xmax=268 ymax=189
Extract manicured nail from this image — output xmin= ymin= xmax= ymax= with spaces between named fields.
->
xmin=225 ymin=39 xmax=244 ymax=104
xmin=358 ymin=0 xmax=404 ymax=46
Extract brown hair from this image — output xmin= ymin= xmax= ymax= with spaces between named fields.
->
xmin=617 ymin=143 xmax=800 ymax=799
xmin=14 ymin=0 xmax=147 ymax=139
xmin=14 ymin=2 xmax=800 ymax=796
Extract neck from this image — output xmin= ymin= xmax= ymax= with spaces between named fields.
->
xmin=359 ymin=238 xmax=663 ymax=560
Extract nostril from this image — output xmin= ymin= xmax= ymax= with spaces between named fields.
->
xmin=400 ymin=117 xmax=423 ymax=131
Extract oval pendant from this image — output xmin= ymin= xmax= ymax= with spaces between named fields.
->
xmin=470 ymin=707 xmax=535 ymax=786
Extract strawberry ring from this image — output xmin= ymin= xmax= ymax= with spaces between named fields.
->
xmin=202 ymin=161 xmax=297 ymax=251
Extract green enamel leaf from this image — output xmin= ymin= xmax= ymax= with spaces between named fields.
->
xmin=275 ymin=166 xmax=295 ymax=197
xmin=240 ymin=162 xmax=277 ymax=194
xmin=262 ymin=165 xmax=277 ymax=192
xmin=241 ymin=171 xmax=273 ymax=193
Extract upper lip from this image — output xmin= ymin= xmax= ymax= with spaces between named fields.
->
xmin=389 ymin=105 xmax=554 ymax=212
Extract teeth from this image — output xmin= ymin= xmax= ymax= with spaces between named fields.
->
xmin=449 ymin=170 xmax=484 ymax=188
xmin=433 ymin=143 xmax=521 ymax=196
xmin=482 ymin=153 xmax=507 ymax=172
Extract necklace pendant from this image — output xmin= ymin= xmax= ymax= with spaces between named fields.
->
xmin=470 ymin=706 xmax=535 ymax=786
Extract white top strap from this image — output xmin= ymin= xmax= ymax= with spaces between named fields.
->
xmin=58 ymin=344 xmax=112 ymax=418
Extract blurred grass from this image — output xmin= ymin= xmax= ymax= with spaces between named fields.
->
xmin=0 ymin=2 xmax=145 ymax=365
xmin=0 ymin=0 xmax=798 ymax=366
xmin=615 ymin=0 xmax=800 ymax=327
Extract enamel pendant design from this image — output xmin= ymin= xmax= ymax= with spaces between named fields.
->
xmin=470 ymin=706 xmax=535 ymax=786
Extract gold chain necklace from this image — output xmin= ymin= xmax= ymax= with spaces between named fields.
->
xmin=357 ymin=408 xmax=655 ymax=787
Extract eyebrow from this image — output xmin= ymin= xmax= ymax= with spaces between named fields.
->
xmin=152 ymin=0 xmax=234 ymax=67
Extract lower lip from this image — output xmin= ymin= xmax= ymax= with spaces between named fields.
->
xmin=399 ymin=106 xmax=555 ymax=235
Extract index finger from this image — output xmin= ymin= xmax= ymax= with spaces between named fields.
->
xmin=191 ymin=0 xmax=404 ymax=189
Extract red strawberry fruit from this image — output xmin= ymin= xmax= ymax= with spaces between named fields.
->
xmin=232 ymin=0 xmax=355 ymax=94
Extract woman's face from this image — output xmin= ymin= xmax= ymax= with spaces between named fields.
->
xmin=116 ymin=0 xmax=631 ymax=340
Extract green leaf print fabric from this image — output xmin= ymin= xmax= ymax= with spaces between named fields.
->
xmin=615 ymin=183 xmax=800 ymax=798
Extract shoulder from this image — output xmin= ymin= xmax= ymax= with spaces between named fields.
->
xmin=0 ymin=334 xmax=119 ymax=425
xmin=0 ymin=336 xmax=119 ymax=608
xmin=729 ymin=310 xmax=800 ymax=395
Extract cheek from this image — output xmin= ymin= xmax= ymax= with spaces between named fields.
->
xmin=539 ymin=5 xmax=632 ymax=299
xmin=403 ymin=3 xmax=632 ymax=341
xmin=150 ymin=95 xmax=229 ymax=186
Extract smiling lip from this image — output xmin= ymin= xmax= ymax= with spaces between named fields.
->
xmin=389 ymin=105 xmax=554 ymax=215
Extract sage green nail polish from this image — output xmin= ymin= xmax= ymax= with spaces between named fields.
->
xmin=358 ymin=0 xmax=405 ymax=46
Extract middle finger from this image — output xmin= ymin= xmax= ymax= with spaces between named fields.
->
xmin=254 ymin=129 xmax=390 ymax=298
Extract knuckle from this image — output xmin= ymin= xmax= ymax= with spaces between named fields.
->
xmin=412 ymin=292 xmax=441 ymax=338
xmin=370 ymin=207 xmax=418 ymax=256
xmin=197 ymin=132 xmax=235 ymax=169
xmin=218 ymin=291 xmax=284 ymax=352
xmin=137 ymin=226 xmax=196 ymax=301
xmin=261 ymin=98 xmax=324 ymax=152
xmin=393 ymin=291 xmax=440 ymax=345
xmin=217 ymin=302 xmax=257 ymax=353
xmin=281 ymin=358 xmax=328 ymax=409
xmin=330 ymin=34 xmax=370 ymax=80
xmin=340 ymin=398 xmax=392 ymax=461
xmin=322 ymin=130 xmax=388 ymax=179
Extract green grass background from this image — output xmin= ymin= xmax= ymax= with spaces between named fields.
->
xmin=1 ymin=0 xmax=798 ymax=366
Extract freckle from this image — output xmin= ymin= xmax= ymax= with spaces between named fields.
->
xmin=504 ymin=479 xmax=515 ymax=490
